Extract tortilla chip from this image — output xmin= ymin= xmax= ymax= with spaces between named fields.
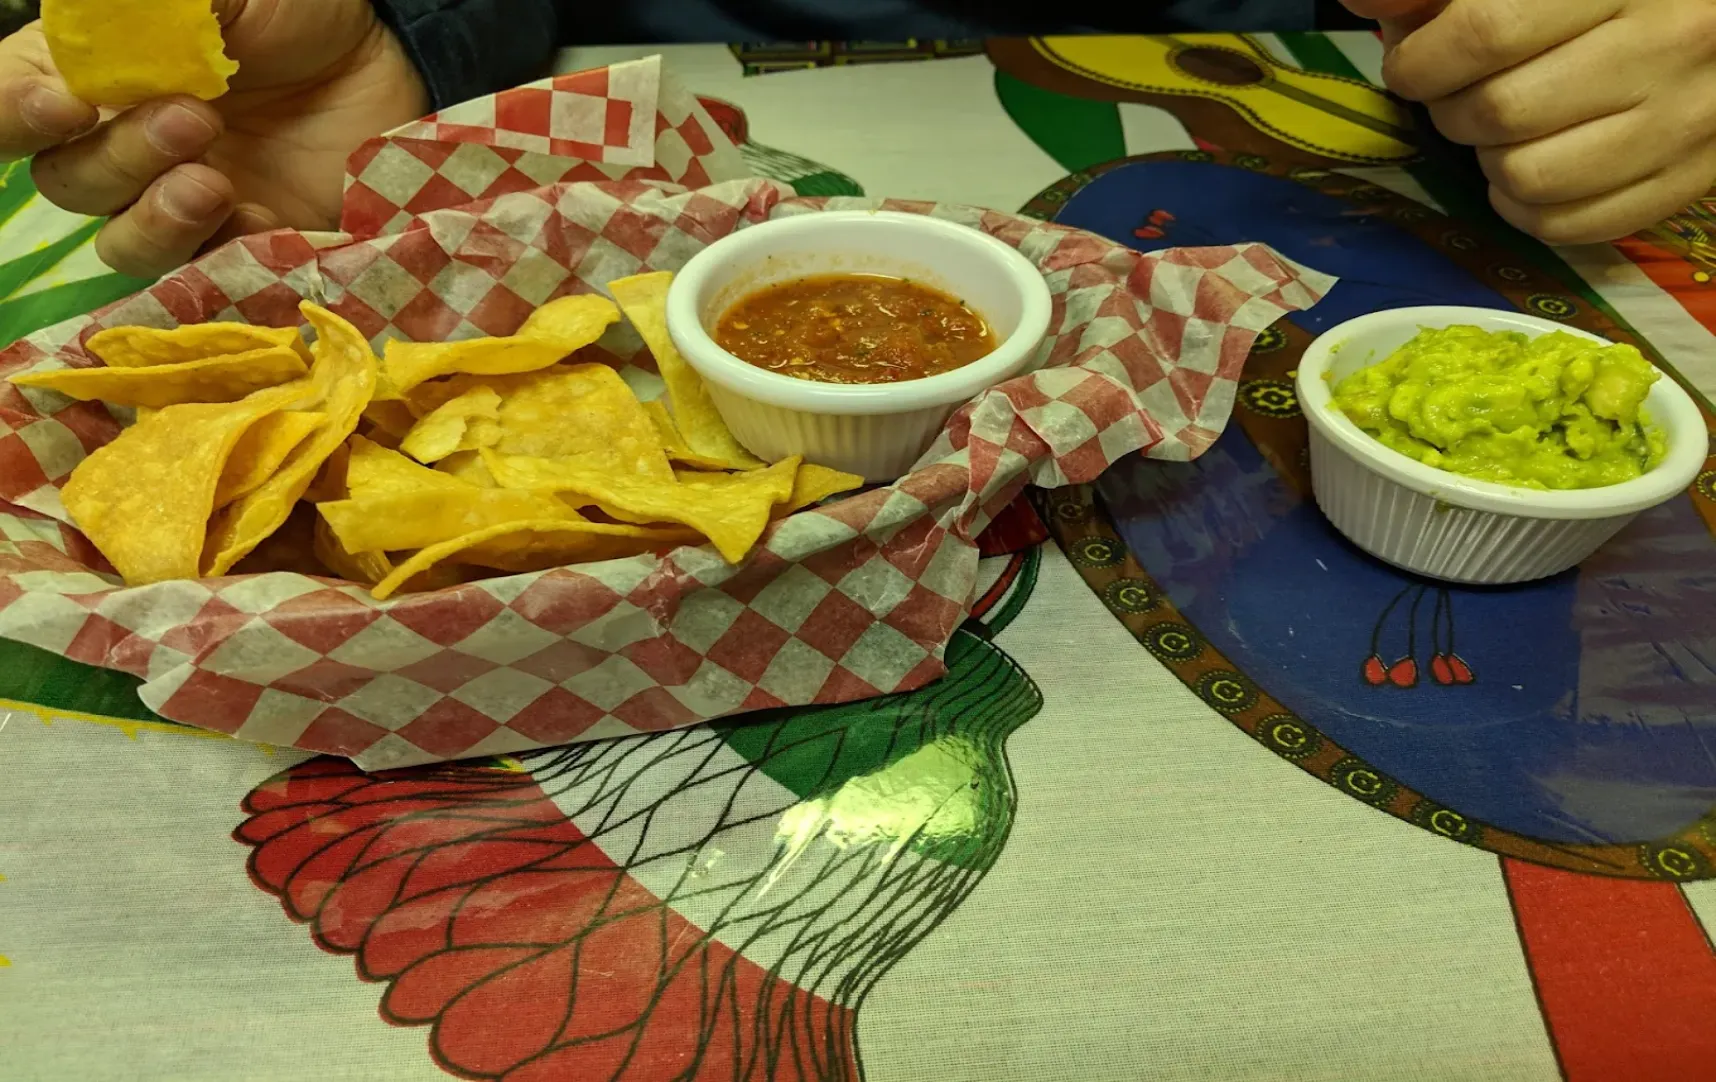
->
xmin=403 ymin=371 xmax=524 ymax=417
xmin=213 ymin=410 xmax=325 ymax=510
xmin=86 ymin=323 xmax=304 ymax=368
xmin=61 ymin=380 xmax=316 ymax=587
xmin=781 ymin=462 xmax=866 ymax=515
xmin=346 ymin=435 xmax=472 ymax=501
xmin=202 ymin=303 xmax=378 ymax=576
xmin=43 ymin=0 xmax=238 ymax=108
xmin=361 ymin=400 xmax=417 ymax=441
xmin=302 ymin=441 xmax=351 ymax=504
xmin=666 ymin=461 xmax=863 ymax=518
xmin=643 ymin=399 xmax=744 ymax=471
xmin=608 ymin=272 xmax=762 ymax=470
xmin=319 ymin=488 xmax=581 ymax=553
xmin=371 ymin=519 xmax=689 ymax=600
xmin=399 ymin=385 xmax=502 ymax=463
xmin=11 ymin=346 xmax=308 ymax=409
xmin=484 ymin=451 xmax=798 ymax=563
xmin=313 ymin=517 xmax=394 ymax=587
xmin=484 ymin=364 xmax=675 ymax=481
xmin=379 ymin=295 xmax=621 ymax=397
xmin=437 ymin=450 xmax=498 ymax=487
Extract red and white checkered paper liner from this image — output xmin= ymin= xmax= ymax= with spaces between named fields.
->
xmin=342 ymin=55 xmax=747 ymax=237
xmin=0 ymin=61 xmax=1332 ymax=770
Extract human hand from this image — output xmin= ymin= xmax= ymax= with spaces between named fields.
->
xmin=0 ymin=0 xmax=430 ymax=278
xmin=1343 ymin=0 xmax=1716 ymax=245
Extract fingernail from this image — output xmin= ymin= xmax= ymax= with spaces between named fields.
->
xmin=160 ymin=173 xmax=227 ymax=223
xmin=20 ymin=85 xmax=94 ymax=138
xmin=145 ymin=102 xmax=220 ymax=157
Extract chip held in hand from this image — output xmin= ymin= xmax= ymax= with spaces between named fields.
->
xmin=43 ymin=0 xmax=239 ymax=108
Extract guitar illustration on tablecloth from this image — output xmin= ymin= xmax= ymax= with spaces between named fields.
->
xmin=989 ymin=34 xmax=1416 ymax=166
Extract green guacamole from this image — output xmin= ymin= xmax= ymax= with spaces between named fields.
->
xmin=1329 ymin=325 xmax=1667 ymax=490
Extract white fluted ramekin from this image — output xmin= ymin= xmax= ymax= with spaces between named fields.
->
xmin=665 ymin=211 xmax=1053 ymax=481
xmin=1296 ymin=306 xmax=1707 ymax=585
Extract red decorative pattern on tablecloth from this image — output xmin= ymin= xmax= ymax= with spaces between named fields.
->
xmin=236 ymin=757 xmax=857 ymax=1081
xmin=1505 ymin=859 xmax=1716 ymax=1082
xmin=0 ymin=59 xmax=1332 ymax=770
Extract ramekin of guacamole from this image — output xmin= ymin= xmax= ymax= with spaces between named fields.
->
xmin=1329 ymin=325 xmax=1667 ymax=490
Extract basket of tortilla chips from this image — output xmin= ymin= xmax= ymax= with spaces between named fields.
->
xmin=0 ymin=57 xmax=1331 ymax=769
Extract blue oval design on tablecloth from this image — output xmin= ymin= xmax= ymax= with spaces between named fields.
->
xmin=1055 ymin=159 xmax=1716 ymax=845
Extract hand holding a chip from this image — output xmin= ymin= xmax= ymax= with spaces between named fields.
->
xmin=0 ymin=0 xmax=428 ymax=278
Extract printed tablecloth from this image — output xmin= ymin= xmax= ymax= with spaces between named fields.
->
xmin=3 ymin=33 xmax=1715 ymax=1082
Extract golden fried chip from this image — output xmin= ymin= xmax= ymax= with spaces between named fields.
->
xmin=609 ymin=272 xmax=762 ymax=470
xmin=643 ymin=399 xmax=741 ymax=471
xmin=230 ymin=504 xmax=327 ymax=577
xmin=311 ymin=517 xmax=467 ymax=594
xmin=87 ymin=323 xmax=303 ymax=368
xmin=486 ymin=364 xmax=674 ymax=480
xmin=371 ymin=519 xmax=690 ymax=601
xmin=459 ymin=523 xmax=697 ymax=574
xmin=11 ymin=346 xmax=308 ymax=409
xmin=399 ymin=386 xmax=502 ymax=463
xmin=781 ymin=462 xmax=866 ymax=515
xmin=43 ymin=0 xmax=238 ymax=108
xmin=361 ymin=400 xmax=417 ymax=442
xmin=484 ymin=451 xmax=798 ymax=563
xmin=303 ymin=441 xmax=351 ymax=503
xmin=319 ymin=488 xmax=581 ymax=553
xmin=203 ymin=304 xmax=378 ymax=576
xmin=214 ymin=410 xmax=325 ymax=510
xmin=666 ymin=461 xmax=863 ymax=518
xmin=313 ymin=517 xmax=394 ymax=587
xmin=346 ymin=435 xmax=472 ymax=501
xmin=62 ymin=380 xmax=317 ymax=587
xmin=379 ymin=295 xmax=621 ymax=397
xmin=437 ymin=450 xmax=498 ymax=487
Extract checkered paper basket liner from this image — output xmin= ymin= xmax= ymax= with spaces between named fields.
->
xmin=0 ymin=61 xmax=1333 ymax=770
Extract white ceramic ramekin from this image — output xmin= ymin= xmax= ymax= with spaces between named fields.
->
xmin=1296 ymin=306 xmax=1708 ymax=585
xmin=665 ymin=211 xmax=1054 ymax=481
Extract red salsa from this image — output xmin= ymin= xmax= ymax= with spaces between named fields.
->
xmin=713 ymin=273 xmax=997 ymax=385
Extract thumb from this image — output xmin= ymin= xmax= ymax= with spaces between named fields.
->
xmin=0 ymin=32 xmax=99 ymax=162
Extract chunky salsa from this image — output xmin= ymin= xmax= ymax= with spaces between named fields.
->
xmin=713 ymin=273 xmax=996 ymax=385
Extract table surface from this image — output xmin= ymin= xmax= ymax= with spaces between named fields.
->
xmin=4 ymin=34 xmax=1716 ymax=1082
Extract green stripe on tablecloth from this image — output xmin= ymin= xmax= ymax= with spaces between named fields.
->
xmin=1273 ymin=32 xmax=1368 ymax=85
xmin=0 ymin=164 xmax=149 ymax=345
xmin=0 ymin=640 xmax=162 ymax=722
xmin=0 ymin=271 xmax=152 ymax=345
xmin=993 ymin=69 xmax=1125 ymax=174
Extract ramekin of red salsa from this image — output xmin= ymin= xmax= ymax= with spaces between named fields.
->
xmin=664 ymin=211 xmax=1053 ymax=481
xmin=714 ymin=273 xmax=998 ymax=386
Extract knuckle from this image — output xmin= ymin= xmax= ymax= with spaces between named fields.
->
xmin=1380 ymin=49 xmax=1417 ymax=98
xmin=1458 ymin=0 xmax=1531 ymax=62
xmin=1487 ymin=148 xmax=1558 ymax=205
xmin=1469 ymin=80 xmax=1533 ymax=141
xmin=1532 ymin=216 xmax=1593 ymax=246
xmin=1674 ymin=3 xmax=1716 ymax=58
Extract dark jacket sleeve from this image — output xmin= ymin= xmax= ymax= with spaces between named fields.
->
xmin=370 ymin=0 xmax=561 ymax=110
